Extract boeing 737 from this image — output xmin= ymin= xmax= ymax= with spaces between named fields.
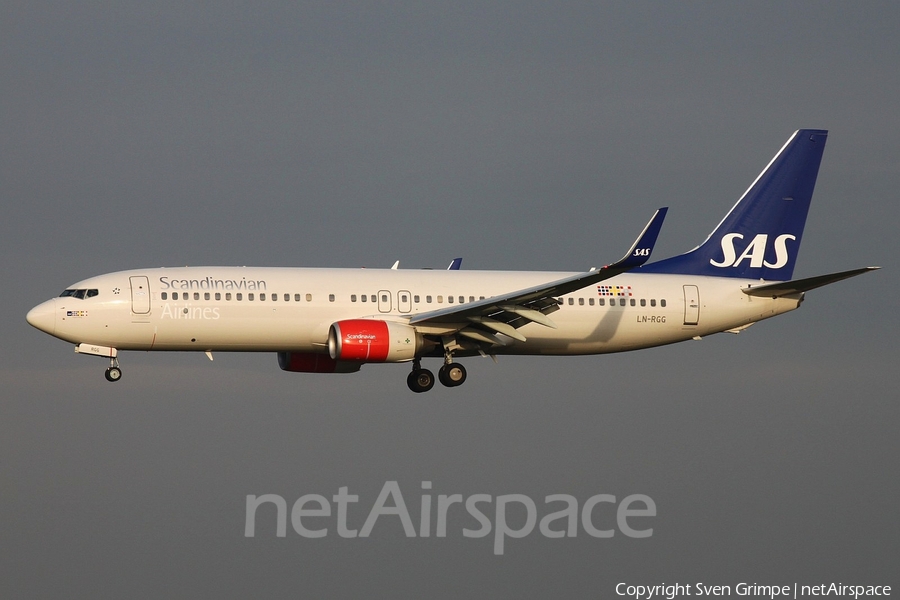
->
xmin=26 ymin=130 xmax=877 ymax=392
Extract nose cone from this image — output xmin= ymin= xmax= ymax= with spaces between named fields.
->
xmin=26 ymin=299 xmax=57 ymax=335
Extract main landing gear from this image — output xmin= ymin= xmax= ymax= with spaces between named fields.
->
xmin=406 ymin=356 xmax=468 ymax=393
xmin=407 ymin=364 xmax=434 ymax=393
xmin=438 ymin=362 xmax=467 ymax=387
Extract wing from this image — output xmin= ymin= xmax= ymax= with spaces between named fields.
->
xmin=409 ymin=208 xmax=668 ymax=345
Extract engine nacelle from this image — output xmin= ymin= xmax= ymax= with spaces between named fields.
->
xmin=328 ymin=319 xmax=422 ymax=363
xmin=277 ymin=351 xmax=362 ymax=374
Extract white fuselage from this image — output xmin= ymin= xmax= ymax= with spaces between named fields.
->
xmin=29 ymin=266 xmax=801 ymax=356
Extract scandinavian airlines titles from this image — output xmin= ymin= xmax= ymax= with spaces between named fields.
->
xmin=158 ymin=276 xmax=268 ymax=291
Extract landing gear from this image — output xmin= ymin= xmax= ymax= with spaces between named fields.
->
xmin=407 ymin=366 xmax=435 ymax=393
xmin=104 ymin=356 xmax=122 ymax=383
xmin=438 ymin=362 xmax=467 ymax=387
xmin=406 ymin=350 xmax=468 ymax=393
xmin=74 ymin=344 xmax=123 ymax=383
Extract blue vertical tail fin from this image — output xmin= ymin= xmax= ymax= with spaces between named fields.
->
xmin=640 ymin=129 xmax=828 ymax=280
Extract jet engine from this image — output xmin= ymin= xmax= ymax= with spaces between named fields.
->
xmin=328 ymin=319 xmax=422 ymax=362
xmin=277 ymin=351 xmax=362 ymax=373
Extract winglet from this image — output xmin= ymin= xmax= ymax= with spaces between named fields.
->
xmin=605 ymin=207 xmax=668 ymax=270
xmin=447 ymin=257 xmax=462 ymax=270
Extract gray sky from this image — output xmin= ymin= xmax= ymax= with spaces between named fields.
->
xmin=2 ymin=3 xmax=897 ymax=598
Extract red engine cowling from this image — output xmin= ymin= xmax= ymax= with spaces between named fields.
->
xmin=328 ymin=319 xmax=421 ymax=363
xmin=277 ymin=351 xmax=362 ymax=374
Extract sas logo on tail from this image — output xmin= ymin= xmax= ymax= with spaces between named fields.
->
xmin=710 ymin=233 xmax=796 ymax=269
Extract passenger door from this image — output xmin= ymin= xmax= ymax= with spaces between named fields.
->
xmin=130 ymin=276 xmax=151 ymax=315
xmin=683 ymin=285 xmax=700 ymax=325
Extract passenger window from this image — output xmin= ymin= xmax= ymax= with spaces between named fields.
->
xmin=172 ymin=292 xmax=179 ymax=300
xmin=370 ymin=295 xmax=376 ymax=303
xmin=448 ymin=296 xmax=454 ymax=304
xmin=640 ymin=299 xmax=646 ymax=307
xmin=361 ymin=294 xmax=367 ymax=302
xmin=469 ymin=296 xmax=474 ymax=302
xmin=381 ymin=294 xmax=387 ymax=303
xmin=661 ymin=299 xmax=667 ymax=307
xmin=414 ymin=295 xmax=420 ymax=303
xmin=630 ymin=299 xmax=636 ymax=306
xmin=599 ymin=298 xmax=605 ymax=306
xmin=351 ymin=295 xmax=357 ymax=302
xmin=568 ymin=298 xmax=574 ymax=305
xmin=215 ymin=293 xmax=221 ymax=301
xmin=236 ymin=293 xmax=242 ymax=301
xmin=437 ymin=296 xmax=443 ymax=303
xmin=479 ymin=296 xmax=485 ymax=301
xmin=589 ymin=298 xmax=595 ymax=306
xmin=295 ymin=294 xmax=301 ymax=302
xmin=401 ymin=294 xmax=408 ymax=302
xmin=161 ymin=292 xmax=168 ymax=300
xmin=249 ymin=293 xmax=255 ymax=301
xmin=204 ymin=292 xmax=210 ymax=300
xmin=329 ymin=294 xmax=336 ymax=302
xmin=307 ymin=294 xmax=313 ymax=302
xmin=226 ymin=293 xmax=232 ymax=301
xmin=284 ymin=294 xmax=290 ymax=302
xmin=650 ymin=299 xmax=656 ymax=307
xmin=578 ymin=298 xmax=584 ymax=306
xmin=620 ymin=298 xmax=626 ymax=306
xmin=426 ymin=296 xmax=432 ymax=303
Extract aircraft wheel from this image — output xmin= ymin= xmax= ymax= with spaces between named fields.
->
xmin=105 ymin=367 xmax=123 ymax=382
xmin=438 ymin=363 xmax=467 ymax=387
xmin=407 ymin=368 xmax=435 ymax=393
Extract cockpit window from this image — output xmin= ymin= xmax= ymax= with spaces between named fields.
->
xmin=59 ymin=288 xmax=98 ymax=299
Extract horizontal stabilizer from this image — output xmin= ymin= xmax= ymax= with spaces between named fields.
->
xmin=743 ymin=267 xmax=880 ymax=297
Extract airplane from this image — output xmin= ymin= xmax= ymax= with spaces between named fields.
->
xmin=26 ymin=129 xmax=878 ymax=393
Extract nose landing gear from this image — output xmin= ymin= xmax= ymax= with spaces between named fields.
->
xmin=75 ymin=343 xmax=123 ymax=383
xmin=104 ymin=356 xmax=122 ymax=382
